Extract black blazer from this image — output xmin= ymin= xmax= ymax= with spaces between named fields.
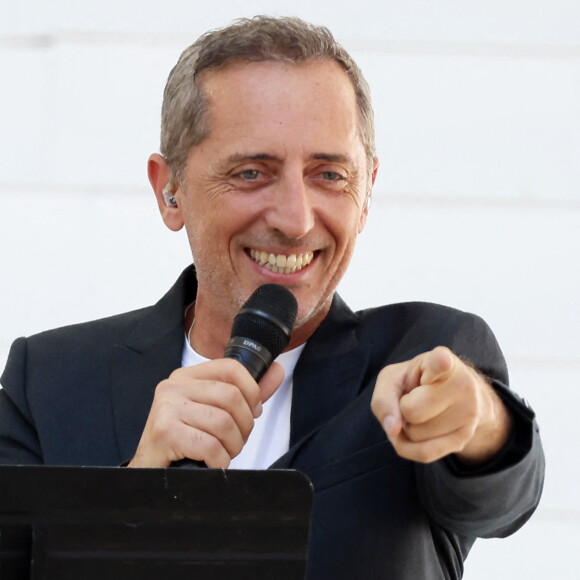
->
xmin=0 ymin=266 xmax=544 ymax=579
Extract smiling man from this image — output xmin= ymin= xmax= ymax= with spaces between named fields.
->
xmin=0 ymin=16 xmax=544 ymax=579
xmin=150 ymin=58 xmax=373 ymax=355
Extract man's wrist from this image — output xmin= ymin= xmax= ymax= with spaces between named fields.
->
xmin=455 ymin=379 xmax=513 ymax=465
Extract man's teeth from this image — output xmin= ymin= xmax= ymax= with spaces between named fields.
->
xmin=249 ymin=249 xmax=314 ymax=274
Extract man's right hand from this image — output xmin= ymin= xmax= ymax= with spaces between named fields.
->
xmin=127 ymin=358 xmax=284 ymax=468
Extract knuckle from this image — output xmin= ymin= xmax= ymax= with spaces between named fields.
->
xmin=212 ymin=409 xmax=236 ymax=434
xmin=402 ymin=408 xmax=420 ymax=425
xmin=400 ymin=401 xmax=421 ymax=424
xmin=197 ymin=432 xmax=223 ymax=459
xmin=220 ymin=384 xmax=246 ymax=408
xmin=463 ymin=403 xmax=479 ymax=424
xmin=150 ymin=416 xmax=172 ymax=441
xmin=148 ymin=396 xmax=177 ymax=427
xmin=223 ymin=357 xmax=250 ymax=379
xmin=433 ymin=345 xmax=452 ymax=357
xmin=155 ymin=378 xmax=174 ymax=395
xmin=228 ymin=437 xmax=244 ymax=457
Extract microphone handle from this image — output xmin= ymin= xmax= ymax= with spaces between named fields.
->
xmin=224 ymin=336 xmax=273 ymax=381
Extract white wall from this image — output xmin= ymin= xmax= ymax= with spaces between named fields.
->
xmin=1 ymin=1 xmax=578 ymax=577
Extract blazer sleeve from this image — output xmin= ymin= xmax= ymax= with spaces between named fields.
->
xmin=0 ymin=337 xmax=44 ymax=464
xmin=414 ymin=312 xmax=545 ymax=539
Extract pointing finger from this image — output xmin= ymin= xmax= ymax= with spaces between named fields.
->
xmin=371 ymin=362 xmax=408 ymax=438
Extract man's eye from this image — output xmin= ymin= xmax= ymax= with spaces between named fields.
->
xmin=237 ymin=169 xmax=260 ymax=180
xmin=321 ymin=171 xmax=344 ymax=181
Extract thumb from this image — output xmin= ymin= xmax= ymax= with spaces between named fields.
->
xmin=419 ymin=346 xmax=455 ymax=386
xmin=258 ymin=361 xmax=285 ymax=403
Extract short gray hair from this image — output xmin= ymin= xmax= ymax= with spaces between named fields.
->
xmin=160 ymin=15 xmax=376 ymax=181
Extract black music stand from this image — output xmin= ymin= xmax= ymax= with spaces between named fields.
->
xmin=0 ymin=466 xmax=312 ymax=580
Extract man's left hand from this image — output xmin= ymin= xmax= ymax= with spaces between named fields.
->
xmin=371 ymin=346 xmax=512 ymax=465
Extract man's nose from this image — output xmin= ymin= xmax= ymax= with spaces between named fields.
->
xmin=263 ymin=173 xmax=316 ymax=240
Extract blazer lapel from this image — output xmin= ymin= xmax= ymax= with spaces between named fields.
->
xmin=109 ymin=266 xmax=197 ymax=463
xmin=273 ymin=294 xmax=372 ymax=468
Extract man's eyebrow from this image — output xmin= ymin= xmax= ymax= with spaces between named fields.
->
xmin=217 ymin=152 xmax=356 ymax=170
xmin=311 ymin=153 xmax=356 ymax=164
xmin=214 ymin=153 xmax=280 ymax=174
xmin=224 ymin=153 xmax=280 ymax=164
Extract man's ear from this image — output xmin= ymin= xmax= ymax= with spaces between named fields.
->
xmin=148 ymin=153 xmax=184 ymax=232
xmin=358 ymin=156 xmax=380 ymax=234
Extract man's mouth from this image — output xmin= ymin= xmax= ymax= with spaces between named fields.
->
xmin=249 ymin=249 xmax=314 ymax=274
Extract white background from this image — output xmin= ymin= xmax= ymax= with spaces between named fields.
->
xmin=1 ymin=1 xmax=579 ymax=577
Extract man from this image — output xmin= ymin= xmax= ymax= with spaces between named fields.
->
xmin=0 ymin=16 xmax=544 ymax=579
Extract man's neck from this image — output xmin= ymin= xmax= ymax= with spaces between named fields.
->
xmin=187 ymin=289 xmax=333 ymax=359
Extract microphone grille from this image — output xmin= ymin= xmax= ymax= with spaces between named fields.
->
xmin=231 ymin=284 xmax=298 ymax=358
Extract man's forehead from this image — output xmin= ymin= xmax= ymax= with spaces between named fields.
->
xmin=189 ymin=59 xmax=367 ymax=168
xmin=197 ymin=59 xmax=359 ymax=133
xmin=198 ymin=57 xmax=351 ymax=91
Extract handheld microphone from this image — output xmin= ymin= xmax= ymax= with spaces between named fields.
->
xmin=224 ymin=284 xmax=298 ymax=381
xmin=172 ymin=284 xmax=297 ymax=469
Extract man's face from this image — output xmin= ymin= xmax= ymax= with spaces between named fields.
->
xmin=173 ymin=59 xmax=377 ymax=348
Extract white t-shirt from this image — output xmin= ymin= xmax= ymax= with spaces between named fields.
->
xmin=181 ymin=338 xmax=304 ymax=469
